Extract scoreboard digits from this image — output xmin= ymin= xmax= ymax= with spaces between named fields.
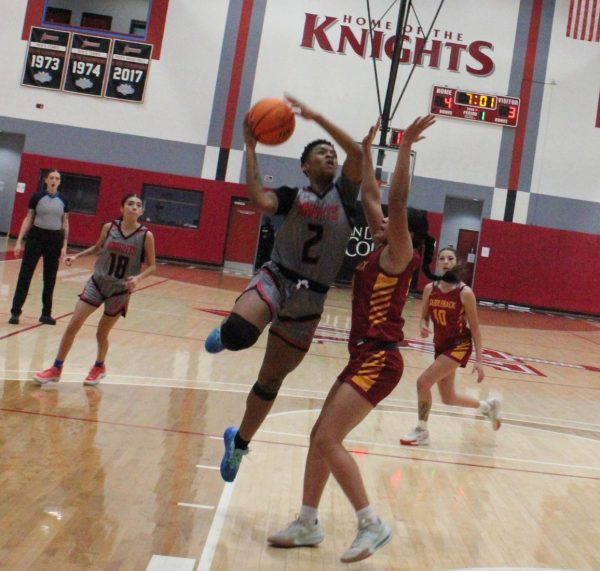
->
xmin=430 ymin=86 xmax=520 ymax=127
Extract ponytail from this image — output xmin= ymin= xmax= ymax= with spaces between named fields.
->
xmin=407 ymin=209 xmax=462 ymax=284
xmin=422 ymin=243 xmax=463 ymax=284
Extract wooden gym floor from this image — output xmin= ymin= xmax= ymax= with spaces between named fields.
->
xmin=1 ymin=240 xmax=599 ymax=571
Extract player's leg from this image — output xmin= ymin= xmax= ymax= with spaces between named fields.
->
xmin=10 ymin=238 xmax=43 ymax=321
xmin=39 ymin=234 xmax=62 ymax=323
xmin=267 ymin=381 xmax=344 ymax=548
xmin=312 ymin=383 xmax=391 ymax=563
xmin=205 ymin=271 xmax=276 ymax=353
xmin=83 ymin=312 xmax=120 ymax=386
xmin=33 ymin=299 xmax=98 ymax=384
xmin=400 ymin=355 xmax=459 ymax=446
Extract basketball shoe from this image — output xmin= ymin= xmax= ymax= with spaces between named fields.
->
xmin=400 ymin=426 xmax=430 ymax=446
xmin=267 ymin=517 xmax=325 ymax=547
xmin=33 ymin=366 xmax=62 ymax=385
xmin=84 ymin=365 xmax=106 ymax=386
xmin=483 ymin=398 xmax=502 ymax=430
xmin=205 ymin=326 xmax=224 ymax=353
xmin=340 ymin=518 xmax=392 ymax=563
xmin=220 ymin=426 xmax=248 ymax=482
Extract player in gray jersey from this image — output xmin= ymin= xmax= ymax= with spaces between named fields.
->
xmin=34 ymin=194 xmax=156 ymax=386
xmin=205 ymin=95 xmax=363 ymax=483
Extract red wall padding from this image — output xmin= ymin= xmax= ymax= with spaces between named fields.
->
xmin=12 ymin=155 xmax=600 ymax=314
xmin=12 ymin=154 xmax=246 ymax=265
xmin=475 ymin=219 xmax=600 ymax=314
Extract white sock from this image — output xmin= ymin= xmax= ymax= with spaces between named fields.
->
xmin=478 ymin=400 xmax=490 ymax=414
xmin=356 ymin=505 xmax=378 ymax=525
xmin=299 ymin=505 xmax=318 ymax=524
xmin=417 ymin=420 xmax=428 ymax=430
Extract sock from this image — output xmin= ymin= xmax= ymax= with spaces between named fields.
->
xmin=417 ymin=420 xmax=428 ymax=430
xmin=94 ymin=361 xmax=105 ymax=368
xmin=234 ymin=432 xmax=249 ymax=450
xmin=298 ymin=505 xmax=318 ymax=524
xmin=356 ymin=505 xmax=378 ymax=525
xmin=479 ymin=400 xmax=491 ymax=414
xmin=53 ymin=359 xmax=64 ymax=369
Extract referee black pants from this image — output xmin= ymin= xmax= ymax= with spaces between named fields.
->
xmin=11 ymin=227 xmax=64 ymax=317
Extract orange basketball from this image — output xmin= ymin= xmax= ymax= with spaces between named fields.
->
xmin=248 ymin=98 xmax=295 ymax=145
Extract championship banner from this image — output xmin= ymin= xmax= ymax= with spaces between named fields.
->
xmin=104 ymin=40 xmax=153 ymax=103
xmin=22 ymin=27 xmax=70 ymax=91
xmin=63 ymin=34 xmax=111 ymax=97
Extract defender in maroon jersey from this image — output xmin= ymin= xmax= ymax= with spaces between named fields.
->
xmin=269 ymin=115 xmax=435 ymax=564
xmin=400 ymin=246 xmax=501 ymax=447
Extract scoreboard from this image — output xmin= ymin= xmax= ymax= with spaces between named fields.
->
xmin=430 ymin=85 xmax=520 ymax=127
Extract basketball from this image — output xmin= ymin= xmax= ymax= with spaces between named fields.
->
xmin=247 ymin=98 xmax=295 ymax=145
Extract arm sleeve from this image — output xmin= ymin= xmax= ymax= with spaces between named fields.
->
xmin=28 ymin=193 xmax=40 ymax=211
xmin=274 ymin=186 xmax=299 ymax=216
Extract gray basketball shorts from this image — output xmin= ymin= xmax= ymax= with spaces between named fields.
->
xmin=79 ymin=276 xmax=130 ymax=317
xmin=242 ymin=261 xmax=327 ymax=352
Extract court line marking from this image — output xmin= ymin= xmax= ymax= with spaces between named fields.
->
xmin=177 ymin=503 xmax=214 ymax=510
xmin=196 ymin=465 xmax=219 ymax=470
xmin=0 ymin=278 xmax=169 ymax=341
xmin=196 ymin=482 xmax=235 ymax=571
xmin=0 ymin=407 xmax=598 ymax=480
xmin=4 ymin=368 xmax=599 ymax=431
xmin=146 ymin=554 xmax=196 ymax=571
xmin=262 ymin=426 xmax=600 ymax=472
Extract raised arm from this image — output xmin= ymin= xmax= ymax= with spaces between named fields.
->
xmin=243 ymin=116 xmax=279 ymax=215
xmin=381 ymin=115 xmax=436 ymax=273
xmin=461 ymin=286 xmax=485 ymax=382
xmin=285 ymin=94 xmax=363 ymax=183
xmin=360 ymin=119 xmax=385 ymax=239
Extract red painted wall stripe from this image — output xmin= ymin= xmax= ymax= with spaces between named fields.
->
xmin=508 ymin=0 xmax=543 ymax=191
xmin=567 ymin=0 xmax=575 ymax=36
xmin=220 ymin=0 xmax=254 ymax=149
xmin=590 ymin=0 xmax=598 ymax=41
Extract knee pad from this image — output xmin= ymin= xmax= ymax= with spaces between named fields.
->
xmin=252 ymin=381 xmax=278 ymax=402
xmin=220 ymin=313 xmax=261 ymax=351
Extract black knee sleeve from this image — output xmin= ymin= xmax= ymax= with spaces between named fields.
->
xmin=220 ymin=312 xmax=261 ymax=351
xmin=252 ymin=381 xmax=278 ymax=402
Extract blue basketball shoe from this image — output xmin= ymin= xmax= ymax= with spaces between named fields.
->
xmin=220 ymin=426 xmax=248 ymax=482
xmin=205 ymin=326 xmax=225 ymax=353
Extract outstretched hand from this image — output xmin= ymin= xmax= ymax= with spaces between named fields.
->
xmin=400 ymin=114 xmax=436 ymax=147
xmin=362 ymin=118 xmax=381 ymax=150
xmin=284 ymin=93 xmax=319 ymax=121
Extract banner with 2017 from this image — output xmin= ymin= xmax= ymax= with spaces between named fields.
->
xmin=22 ymin=26 xmax=152 ymax=103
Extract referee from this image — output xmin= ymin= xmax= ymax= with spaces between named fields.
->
xmin=9 ymin=170 xmax=69 ymax=325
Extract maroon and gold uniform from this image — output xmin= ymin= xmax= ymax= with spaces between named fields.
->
xmin=428 ymin=283 xmax=472 ymax=367
xmin=338 ymin=248 xmax=420 ymax=405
